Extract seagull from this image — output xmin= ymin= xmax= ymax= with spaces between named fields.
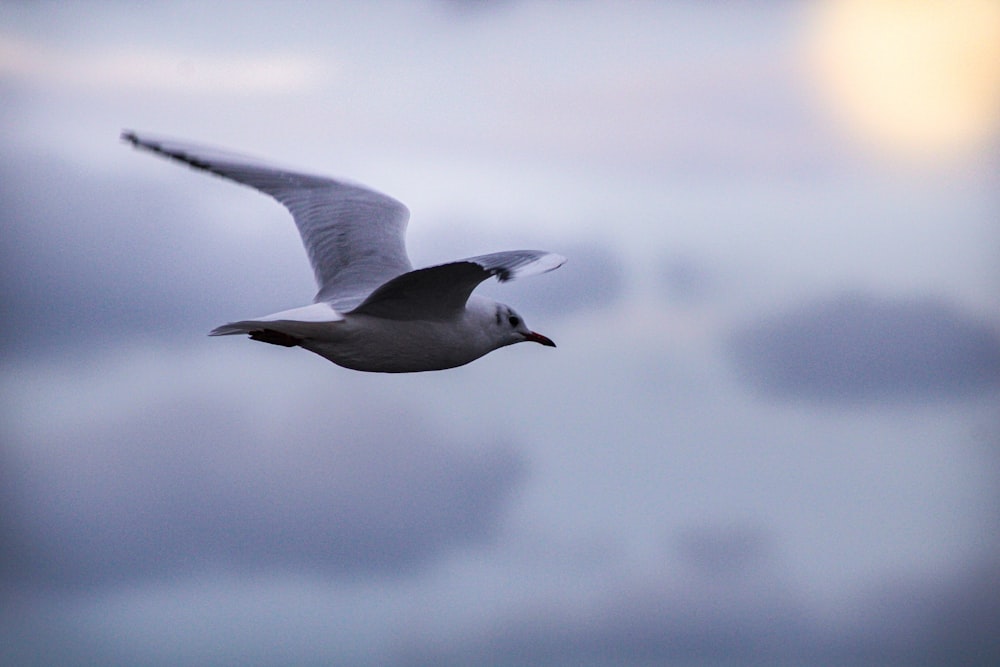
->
xmin=122 ymin=131 xmax=565 ymax=373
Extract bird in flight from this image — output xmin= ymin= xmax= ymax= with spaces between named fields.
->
xmin=123 ymin=131 xmax=565 ymax=373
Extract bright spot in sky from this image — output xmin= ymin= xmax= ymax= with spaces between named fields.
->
xmin=805 ymin=0 xmax=1000 ymax=160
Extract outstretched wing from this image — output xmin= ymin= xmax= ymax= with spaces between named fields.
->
xmin=351 ymin=250 xmax=566 ymax=321
xmin=122 ymin=131 xmax=412 ymax=311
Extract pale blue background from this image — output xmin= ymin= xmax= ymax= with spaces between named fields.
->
xmin=2 ymin=2 xmax=998 ymax=665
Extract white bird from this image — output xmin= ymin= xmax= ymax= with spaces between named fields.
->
xmin=122 ymin=131 xmax=565 ymax=373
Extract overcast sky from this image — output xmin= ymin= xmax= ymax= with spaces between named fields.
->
xmin=2 ymin=1 xmax=1000 ymax=665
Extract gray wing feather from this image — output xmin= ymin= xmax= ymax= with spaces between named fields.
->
xmin=461 ymin=250 xmax=567 ymax=282
xmin=352 ymin=250 xmax=565 ymax=321
xmin=122 ymin=131 xmax=412 ymax=311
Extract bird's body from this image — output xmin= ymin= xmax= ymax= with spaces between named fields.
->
xmin=221 ymin=295 xmax=518 ymax=373
xmin=122 ymin=131 xmax=565 ymax=372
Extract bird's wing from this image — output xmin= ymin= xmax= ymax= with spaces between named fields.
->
xmin=351 ymin=250 xmax=566 ymax=321
xmin=122 ymin=131 xmax=412 ymax=311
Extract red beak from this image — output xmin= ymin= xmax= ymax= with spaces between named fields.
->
xmin=523 ymin=331 xmax=556 ymax=347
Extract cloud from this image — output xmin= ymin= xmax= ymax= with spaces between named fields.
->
xmin=396 ymin=533 xmax=1000 ymax=666
xmin=401 ymin=523 xmax=803 ymax=666
xmin=659 ymin=253 xmax=719 ymax=305
xmin=0 ymin=148 xmax=315 ymax=354
xmin=727 ymin=292 xmax=1000 ymax=402
xmin=1 ymin=351 xmax=525 ymax=589
xmin=0 ymin=35 xmax=326 ymax=95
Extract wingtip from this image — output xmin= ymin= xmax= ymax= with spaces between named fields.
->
xmin=526 ymin=251 xmax=567 ymax=278
xmin=120 ymin=129 xmax=139 ymax=146
xmin=476 ymin=250 xmax=568 ymax=283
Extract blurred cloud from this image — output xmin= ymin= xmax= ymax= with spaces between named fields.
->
xmin=2 ymin=351 xmax=524 ymax=589
xmin=659 ymin=253 xmax=718 ymax=306
xmin=672 ymin=523 xmax=774 ymax=579
xmin=0 ymin=148 xmax=315 ymax=353
xmin=399 ymin=537 xmax=1000 ymax=666
xmin=728 ymin=292 xmax=1000 ymax=402
xmin=0 ymin=35 xmax=326 ymax=95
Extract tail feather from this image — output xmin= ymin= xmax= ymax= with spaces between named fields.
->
xmin=209 ymin=321 xmax=303 ymax=348
xmin=248 ymin=329 xmax=301 ymax=347
xmin=209 ymin=321 xmax=256 ymax=337
xmin=210 ymin=304 xmax=341 ymax=347
xmin=210 ymin=303 xmax=342 ymax=337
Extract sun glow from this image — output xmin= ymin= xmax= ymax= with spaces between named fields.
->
xmin=805 ymin=0 xmax=1000 ymax=160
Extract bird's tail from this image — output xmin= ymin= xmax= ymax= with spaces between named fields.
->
xmin=210 ymin=321 xmax=303 ymax=347
xmin=210 ymin=303 xmax=342 ymax=346
xmin=209 ymin=321 xmax=256 ymax=337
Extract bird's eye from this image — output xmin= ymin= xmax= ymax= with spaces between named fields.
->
xmin=508 ymin=315 xmax=520 ymax=327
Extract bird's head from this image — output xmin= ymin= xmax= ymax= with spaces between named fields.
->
xmin=492 ymin=303 xmax=556 ymax=348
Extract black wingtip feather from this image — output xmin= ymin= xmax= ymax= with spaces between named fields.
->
xmin=492 ymin=267 xmax=513 ymax=282
xmin=120 ymin=131 xmax=220 ymax=174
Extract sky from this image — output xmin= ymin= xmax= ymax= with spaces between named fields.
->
xmin=2 ymin=1 xmax=1000 ymax=665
